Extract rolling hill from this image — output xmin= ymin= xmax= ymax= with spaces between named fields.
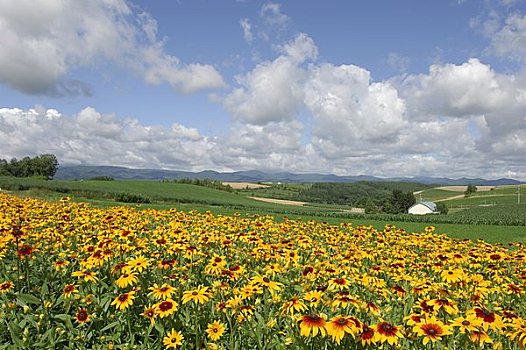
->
xmin=54 ymin=165 xmax=523 ymax=186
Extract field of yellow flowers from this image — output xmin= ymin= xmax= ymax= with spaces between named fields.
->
xmin=0 ymin=192 xmax=525 ymax=349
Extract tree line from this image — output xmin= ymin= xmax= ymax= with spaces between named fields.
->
xmin=296 ymin=182 xmax=444 ymax=214
xmin=0 ymin=154 xmax=59 ymax=179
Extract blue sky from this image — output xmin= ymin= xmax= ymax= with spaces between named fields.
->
xmin=1 ymin=0 xmax=526 ymax=180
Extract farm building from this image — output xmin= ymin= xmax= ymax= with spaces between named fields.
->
xmin=408 ymin=201 xmax=438 ymax=215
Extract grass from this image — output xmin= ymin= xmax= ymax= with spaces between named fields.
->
xmin=2 ymin=176 xmax=526 ymax=244
xmin=416 ymin=188 xmax=462 ymax=201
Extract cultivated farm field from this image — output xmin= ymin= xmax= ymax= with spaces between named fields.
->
xmin=1 ymin=193 xmax=526 ymax=349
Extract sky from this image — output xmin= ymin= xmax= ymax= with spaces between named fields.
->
xmin=1 ymin=0 xmax=526 ymax=180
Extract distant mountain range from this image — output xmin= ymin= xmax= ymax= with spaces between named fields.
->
xmin=54 ymin=165 xmax=524 ymax=186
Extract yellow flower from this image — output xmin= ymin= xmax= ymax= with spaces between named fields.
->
xmin=298 ymin=313 xmax=327 ymax=338
xmin=62 ymin=284 xmax=77 ymax=298
xmin=111 ymin=291 xmax=136 ymax=311
xmin=115 ymin=272 xmax=138 ymax=289
xmin=374 ymin=321 xmax=403 ymax=346
xmin=450 ymin=314 xmax=483 ymax=333
xmin=440 ymin=267 xmax=464 ymax=284
xmin=142 ymin=305 xmax=157 ymax=325
xmin=413 ymin=317 xmax=452 ymax=345
xmin=281 ymin=297 xmax=307 ymax=315
xmin=181 ymin=285 xmax=211 ymax=305
xmin=206 ymin=320 xmax=226 ymax=341
xmin=469 ymin=329 xmax=493 ymax=346
xmin=304 ymin=290 xmax=324 ymax=307
xmin=74 ymin=308 xmax=91 ymax=324
xmin=127 ymin=255 xmax=150 ymax=273
xmin=163 ymin=329 xmax=184 ymax=348
xmin=325 ymin=315 xmax=359 ymax=345
xmin=148 ymin=283 xmax=176 ymax=300
xmin=156 ymin=299 xmax=178 ymax=318
xmin=428 ymin=297 xmax=459 ymax=315
xmin=71 ymin=270 xmax=98 ymax=283
xmin=251 ymin=275 xmax=283 ymax=295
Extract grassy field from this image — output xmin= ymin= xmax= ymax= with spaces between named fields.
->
xmin=415 ymin=188 xmax=461 ymax=201
xmin=419 ymin=184 xmax=524 ymax=206
xmin=1 ymin=176 xmax=525 ymax=244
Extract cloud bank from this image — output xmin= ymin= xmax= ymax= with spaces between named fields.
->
xmin=0 ymin=0 xmax=225 ymax=96
xmin=1 ymin=2 xmax=526 ymax=180
xmin=2 ymin=33 xmax=525 ymax=179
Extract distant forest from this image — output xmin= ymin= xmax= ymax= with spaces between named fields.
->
xmin=0 ymin=154 xmax=59 ymax=179
xmin=296 ymin=181 xmax=430 ymax=214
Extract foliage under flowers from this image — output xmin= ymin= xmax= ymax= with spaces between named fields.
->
xmin=0 ymin=193 xmax=525 ymax=349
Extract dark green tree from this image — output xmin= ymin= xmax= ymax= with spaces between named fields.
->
xmin=364 ymin=198 xmax=378 ymax=214
xmin=0 ymin=154 xmax=59 ymax=179
xmin=464 ymin=184 xmax=477 ymax=197
xmin=385 ymin=190 xmax=416 ymax=214
xmin=436 ymin=202 xmax=449 ymax=214
xmin=36 ymin=154 xmax=59 ymax=179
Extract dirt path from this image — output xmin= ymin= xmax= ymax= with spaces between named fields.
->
xmin=436 ymin=193 xmax=510 ymax=202
xmin=223 ymin=182 xmax=270 ymax=189
xmin=435 ymin=194 xmax=465 ymax=202
xmin=248 ymin=196 xmax=307 ymax=206
xmin=436 ymin=186 xmax=495 ymax=192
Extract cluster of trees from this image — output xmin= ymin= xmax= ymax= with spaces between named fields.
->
xmin=297 ymin=182 xmax=423 ymax=214
xmin=165 ymin=178 xmax=234 ymax=192
xmin=464 ymin=184 xmax=478 ymax=197
xmin=0 ymin=154 xmax=59 ymax=179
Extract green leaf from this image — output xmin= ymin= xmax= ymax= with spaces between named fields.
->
xmin=54 ymin=314 xmax=75 ymax=331
xmin=40 ymin=281 xmax=49 ymax=298
xmin=17 ymin=293 xmax=41 ymax=305
xmin=100 ymin=320 xmax=121 ymax=332
xmin=154 ymin=322 xmax=164 ymax=334
xmin=8 ymin=321 xmax=24 ymax=348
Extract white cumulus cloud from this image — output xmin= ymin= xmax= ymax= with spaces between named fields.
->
xmin=0 ymin=0 xmax=225 ymax=96
xmin=223 ymin=34 xmax=316 ymax=125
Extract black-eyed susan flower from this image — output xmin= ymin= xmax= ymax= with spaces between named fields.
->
xmin=62 ymin=284 xmax=78 ymax=298
xmin=404 ymin=313 xmax=424 ymax=326
xmin=450 ymin=314 xmax=483 ymax=333
xmin=328 ymin=277 xmax=350 ymax=291
xmin=509 ymin=318 xmax=526 ymax=347
xmin=325 ymin=315 xmax=358 ymax=345
xmin=75 ymin=308 xmax=91 ymax=324
xmin=115 ymin=272 xmax=138 ymax=289
xmin=298 ymin=313 xmax=327 ymax=337
xmin=281 ymin=297 xmax=307 ymax=315
xmin=429 ymin=297 xmax=459 ymax=315
xmin=181 ymin=285 xmax=211 ymax=305
xmin=251 ymin=275 xmax=282 ymax=295
xmin=331 ymin=292 xmax=361 ymax=309
xmin=16 ymin=244 xmax=36 ymax=259
xmin=111 ymin=291 xmax=135 ymax=311
xmin=127 ymin=255 xmax=150 ymax=273
xmin=163 ymin=328 xmax=184 ymax=348
xmin=156 ymin=299 xmax=178 ymax=318
xmin=71 ymin=270 xmax=98 ymax=283
xmin=359 ymin=324 xmax=376 ymax=346
xmin=142 ymin=305 xmax=157 ymax=325
xmin=304 ymin=290 xmax=324 ymax=307
xmin=469 ymin=329 xmax=493 ymax=346
xmin=54 ymin=260 xmax=70 ymax=271
xmin=206 ymin=320 xmax=226 ymax=341
xmin=468 ymin=307 xmax=507 ymax=331
xmin=374 ymin=321 xmax=403 ymax=346
xmin=440 ymin=267 xmax=464 ymax=284
xmin=0 ymin=281 xmax=14 ymax=293
xmin=413 ymin=317 xmax=452 ymax=345
xmin=148 ymin=283 xmax=176 ymax=300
